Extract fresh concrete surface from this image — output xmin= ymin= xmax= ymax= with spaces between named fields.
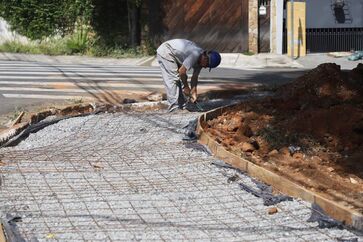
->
xmin=0 ymin=109 xmax=361 ymax=241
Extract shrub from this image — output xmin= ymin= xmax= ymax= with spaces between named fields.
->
xmin=0 ymin=0 xmax=93 ymax=40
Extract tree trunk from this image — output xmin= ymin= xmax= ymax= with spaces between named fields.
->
xmin=127 ymin=0 xmax=141 ymax=48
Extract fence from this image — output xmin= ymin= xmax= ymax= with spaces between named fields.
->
xmin=306 ymin=27 xmax=363 ymax=53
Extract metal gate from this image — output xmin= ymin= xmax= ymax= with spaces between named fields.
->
xmin=258 ymin=0 xmax=271 ymax=53
xmin=306 ymin=28 xmax=363 ymax=53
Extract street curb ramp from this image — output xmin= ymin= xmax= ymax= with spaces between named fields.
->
xmin=196 ymin=104 xmax=363 ymax=231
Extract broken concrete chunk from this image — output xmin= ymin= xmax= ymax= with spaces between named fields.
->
xmin=147 ymin=92 xmax=163 ymax=102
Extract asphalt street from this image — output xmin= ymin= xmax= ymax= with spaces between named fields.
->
xmin=0 ymin=59 xmax=306 ymax=115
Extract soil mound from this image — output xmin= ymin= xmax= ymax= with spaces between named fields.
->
xmin=276 ymin=63 xmax=363 ymax=109
xmin=205 ymin=63 xmax=363 ymax=208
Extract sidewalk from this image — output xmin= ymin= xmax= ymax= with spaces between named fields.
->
xmin=0 ymin=51 xmax=361 ymax=70
xmin=296 ymin=53 xmax=363 ymax=70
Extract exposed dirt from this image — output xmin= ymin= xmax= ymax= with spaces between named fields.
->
xmin=204 ymin=63 xmax=363 ymax=210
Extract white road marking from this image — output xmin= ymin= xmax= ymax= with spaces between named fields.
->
xmin=0 ymin=80 xmax=234 ymax=87
xmin=0 ymin=62 xmax=252 ymax=101
xmin=2 ymin=93 xmax=93 ymax=100
xmin=0 ymin=83 xmax=224 ymax=91
xmin=0 ymin=74 xmax=162 ymax=79
xmin=0 ymin=70 xmax=161 ymax=74
xmin=0 ymin=86 xmax=163 ymax=92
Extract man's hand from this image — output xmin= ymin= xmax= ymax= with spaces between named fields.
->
xmin=183 ymin=86 xmax=191 ymax=97
xmin=190 ymin=87 xmax=197 ymax=103
xmin=190 ymin=69 xmax=200 ymax=103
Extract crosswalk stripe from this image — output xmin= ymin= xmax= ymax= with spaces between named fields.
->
xmin=0 ymin=64 xmax=159 ymax=69
xmin=0 ymin=83 xmax=224 ymax=90
xmin=0 ymin=80 xmax=161 ymax=86
xmin=0 ymin=86 xmax=165 ymax=92
xmin=0 ymin=70 xmax=161 ymax=74
xmin=0 ymin=61 xmax=134 ymax=65
xmin=0 ymin=79 xmax=236 ymax=86
xmin=2 ymin=93 xmax=94 ymax=100
xmin=0 ymin=76 xmax=163 ymax=80
xmin=0 ymin=62 xmax=251 ymax=101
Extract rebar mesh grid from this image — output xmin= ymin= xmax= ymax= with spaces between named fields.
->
xmin=0 ymin=111 xmax=360 ymax=241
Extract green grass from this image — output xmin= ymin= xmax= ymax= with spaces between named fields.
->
xmin=0 ymin=33 xmax=155 ymax=58
xmin=0 ymin=39 xmax=72 ymax=56
xmin=9 ymin=107 xmax=26 ymax=121
xmin=242 ymin=51 xmax=255 ymax=56
xmin=86 ymin=44 xmax=145 ymax=58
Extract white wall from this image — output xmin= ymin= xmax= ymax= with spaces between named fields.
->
xmin=306 ymin=0 xmax=363 ymax=28
xmin=0 ymin=18 xmax=28 ymax=44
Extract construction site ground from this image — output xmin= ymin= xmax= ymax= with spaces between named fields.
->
xmin=204 ymin=63 xmax=363 ymax=218
xmin=0 ymin=103 xmax=361 ymax=241
xmin=0 ymin=53 xmax=362 ymax=240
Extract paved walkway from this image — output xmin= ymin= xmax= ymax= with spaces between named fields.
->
xmin=0 ymin=110 xmax=360 ymax=241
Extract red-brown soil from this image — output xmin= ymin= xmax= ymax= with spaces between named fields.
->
xmin=204 ymin=63 xmax=363 ymax=210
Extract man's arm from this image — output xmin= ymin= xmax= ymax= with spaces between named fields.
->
xmin=190 ymin=68 xmax=201 ymax=102
xmin=178 ymin=65 xmax=190 ymax=95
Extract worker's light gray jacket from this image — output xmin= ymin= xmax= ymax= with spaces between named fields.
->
xmin=157 ymin=39 xmax=203 ymax=71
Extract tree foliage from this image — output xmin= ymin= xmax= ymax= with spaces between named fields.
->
xmin=0 ymin=0 xmax=93 ymax=40
xmin=91 ymin=0 xmax=129 ymax=46
xmin=0 ymin=0 xmax=145 ymax=48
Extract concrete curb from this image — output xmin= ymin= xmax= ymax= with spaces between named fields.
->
xmin=196 ymin=104 xmax=363 ymax=231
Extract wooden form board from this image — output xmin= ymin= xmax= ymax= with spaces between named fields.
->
xmin=287 ymin=2 xmax=306 ymax=57
xmin=0 ymin=223 xmax=6 ymax=242
xmin=197 ymin=106 xmax=363 ymax=231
